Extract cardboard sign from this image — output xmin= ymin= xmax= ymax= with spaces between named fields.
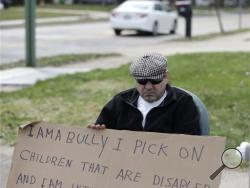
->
xmin=7 ymin=122 xmax=225 ymax=188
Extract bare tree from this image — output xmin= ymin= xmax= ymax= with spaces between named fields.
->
xmin=38 ymin=0 xmax=46 ymax=6
xmin=214 ymin=0 xmax=224 ymax=33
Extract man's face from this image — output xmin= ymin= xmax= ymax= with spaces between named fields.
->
xmin=136 ymin=74 xmax=168 ymax=103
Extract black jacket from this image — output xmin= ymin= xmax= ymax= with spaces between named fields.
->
xmin=96 ymin=85 xmax=201 ymax=135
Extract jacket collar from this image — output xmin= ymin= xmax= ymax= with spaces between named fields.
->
xmin=120 ymin=84 xmax=177 ymax=107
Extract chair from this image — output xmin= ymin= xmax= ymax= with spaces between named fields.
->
xmin=177 ymin=87 xmax=210 ymax=136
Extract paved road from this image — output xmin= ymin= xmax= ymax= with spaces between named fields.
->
xmin=1 ymin=12 xmax=250 ymax=64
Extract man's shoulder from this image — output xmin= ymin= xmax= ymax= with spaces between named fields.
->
xmin=113 ymin=88 xmax=136 ymax=98
xmin=116 ymin=88 xmax=136 ymax=96
xmin=112 ymin=88 xmax=138 ymax=104
xmin=169 ymin=86 xmax=194 ymax=102
xmin=173 ymin=87 xmax=192 ymax=97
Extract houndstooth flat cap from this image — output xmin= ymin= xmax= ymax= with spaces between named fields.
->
xmin=130 ymin=53 xmax=168 ymax=80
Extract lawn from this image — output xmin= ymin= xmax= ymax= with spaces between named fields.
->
xmin=0 ymin=4 xmax=114 ymax=21
xmin=40 ymin=4 xmax=115 ymax=11
xmin=0 ymin=52 xmax=249 ymax=149
xmin=0 ymin=7 xmax=75 ymax=20
xmin=172 ymin=29 xmax=250 ymax=41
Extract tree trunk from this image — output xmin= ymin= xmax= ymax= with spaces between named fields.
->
xmin=215 ymin=0 xmax=224 ymax=33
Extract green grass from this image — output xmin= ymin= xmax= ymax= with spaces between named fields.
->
xmin=0 ymin=52 xmax=250 ymax=150
xmin=167 ymin=52 xmax=250 ymax=147
xmin=172 ymin=28 xmax=250 ymax=41
xmin=0 ymin=53 xmax=120 ymax=70
xmin=0 ymin=4 xmax=114 ymax=21
xmin=40 ymin=4 xmax=115 ymax=12
xmin=0 ymin=7 xmax=76 ymax=20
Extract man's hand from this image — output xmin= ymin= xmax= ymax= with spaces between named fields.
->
xmin=87 ymin=124 xmax=106 ymax=129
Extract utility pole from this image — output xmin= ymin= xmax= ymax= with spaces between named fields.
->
xmin=25 ymin=0 xmax=36 ymax=67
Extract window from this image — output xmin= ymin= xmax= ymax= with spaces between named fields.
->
xmin=154 ymin=4 xmax=163 ymax=11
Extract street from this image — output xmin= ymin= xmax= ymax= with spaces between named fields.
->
xmin=1 ymin=12 xmax=250 ymax=64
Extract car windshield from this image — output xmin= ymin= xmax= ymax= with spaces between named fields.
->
xmin=119 ymin=1 xmax=152 ymax=10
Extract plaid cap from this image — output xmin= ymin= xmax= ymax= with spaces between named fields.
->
xmin=130 ymin=53 xmax=168 ymax=80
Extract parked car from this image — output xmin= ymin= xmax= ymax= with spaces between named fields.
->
xmin=110 ymin=0 xmax=178 ymax=36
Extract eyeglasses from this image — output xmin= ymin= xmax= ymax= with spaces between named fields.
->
xmin=137 ymin=79 xmax=163 ymax=85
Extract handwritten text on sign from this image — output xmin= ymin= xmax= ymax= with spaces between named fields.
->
xmin=7 ymin=122 xmax=225 ymax=188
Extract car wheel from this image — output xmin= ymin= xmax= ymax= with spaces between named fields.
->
xmin=170 ymin=20 xmax=177 ymax=34
xmin=152 ymin=22 xmax=158 ymax=36
xmin=114 ymin=29 xmax=121 ymax=36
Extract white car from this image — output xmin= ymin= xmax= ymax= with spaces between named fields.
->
xmin=110 ymin=0 xmax=178 ymax=36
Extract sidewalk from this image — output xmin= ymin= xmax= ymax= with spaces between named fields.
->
xmin=0 ymin=56 xmax=130 ymax=91
xmin=0 ymin=9 xmax=109 ymax=28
